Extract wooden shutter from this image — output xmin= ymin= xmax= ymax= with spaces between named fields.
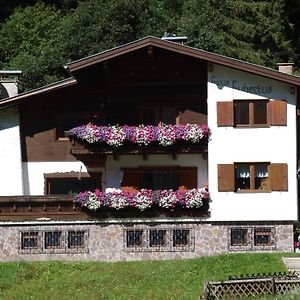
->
xmin=121 ymin=168 xmax=140 ymax=190
xmin=270 ymin=163 xmax=288 ymax=191
xmin=217 ymin=101 xmax=234 ymax=127
xmin=178 ymin=167 xmax=197 ymax=190
xmin=268 ymin=100 xmax=287 ymax=126
xmin=178 ymin=110 xmax=207 ymax=125
xmin=218 ymin=164 xmax=235 ymax=192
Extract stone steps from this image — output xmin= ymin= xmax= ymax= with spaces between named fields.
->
xmin=282 ymin=257 xmax=300 ymax=277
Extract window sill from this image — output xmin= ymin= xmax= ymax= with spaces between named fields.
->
xmin=235 ymin=190 xmax=271 ymax=193
xmin=234 ymin=124 xmax=270 ymax=128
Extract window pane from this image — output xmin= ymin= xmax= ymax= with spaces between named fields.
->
xmin=21 ymin=232 xmax=39 ymax=250
xmin=44 ymin=231 xmax=62 ymax=249
xmin=254 ymin=228 xmax=272 ymax=246
xmin=236 ymin=165 xmax=250 ymax=190
xmin=149 ymin=230 xmax=166 ymax=247
xmin=254 ymin=101 xmax=267 ymax=124
xmin=231 ymin=228 xmax=248 ymax=246
xmin=173 ymin=229 xmax=189 ymax=247
xmin=47 ymin=178 xmax=100 ymax=195
xmin=141 ymin=170 xmax=178 ymax=190
xmin=235 ymin=102 xmax=249 ymax=125
xmin=126 ymin=230 xmax=143 ymax=247
xmin=255 ymin=163 xmax=269 ymax=190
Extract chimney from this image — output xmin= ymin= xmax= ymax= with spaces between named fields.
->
xmin=277 ymin=63 xmax=294 ymax=75
xmin=0 ymin=70 xmax=22 ymax=99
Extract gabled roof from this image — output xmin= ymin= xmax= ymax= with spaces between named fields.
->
xmin=67 ymin=36 xmax=300 ymax=86
xmin=1 ymin=36 xmax=300 ymax=109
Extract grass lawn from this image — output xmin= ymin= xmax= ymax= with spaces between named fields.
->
xmin=0 ymin=253 xmax=293 ymax=300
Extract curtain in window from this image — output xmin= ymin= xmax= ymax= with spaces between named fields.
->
xmin=236 ymin=165 xmax=250 ymax=178
xmin=255 ymin=164 xmax=268 ymax=178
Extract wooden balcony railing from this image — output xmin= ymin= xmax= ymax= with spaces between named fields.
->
xmin=0 ymin=195 xmax=210 ymax=221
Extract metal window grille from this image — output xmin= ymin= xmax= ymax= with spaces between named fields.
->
xmin=67 ymin=230 xmax=88 ymax=253
xmin=228 ymin=226 xmax=276 ymax=251
xmin=126 ymin=230 xmax=143 ymax=249
xmin=19 ymin=228 xmax=89 ymax=254
xmin=44 ymin=231 xmax=63 ymax=249
xmin=124 ymin=227 xmax=195 ymax=252
xmin=231 ymin=228 xmax=248 ymax=246
xmin=149 ymin=229 xmax=167 ymax=247
xmin=173 ymin=229 xmax=189 ymax=246
xmin=253 ymin=227 xmax=275 ymax=250
xmin=20 ymin=231 xmax=40 ymax=251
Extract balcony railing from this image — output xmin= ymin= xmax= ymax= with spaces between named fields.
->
xmin=0 ymin=188 xmax=210 ymax=221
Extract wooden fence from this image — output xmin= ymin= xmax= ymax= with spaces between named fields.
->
xmin=203 ymin=277 xmax=300 ymax=299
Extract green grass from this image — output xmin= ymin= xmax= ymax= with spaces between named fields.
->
xmin=0 ymin=253 xmax=292 ymax=300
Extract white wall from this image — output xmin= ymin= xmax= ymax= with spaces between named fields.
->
xmin=0 ymin=108 xmax=23 ymax=195
xmin=23 ymin=162 xmax=87 ymax=195
xmin=208 ymin=64 xmax=297 ymax=221
xmin=105 ymin=154 xmax=207 ymax=190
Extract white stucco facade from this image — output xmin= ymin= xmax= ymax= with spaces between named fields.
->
xmin=207 ymin=64 xmax=297 ymax=221
xmin=0 ymin=108 xmax=23 ymax=195
xmin=23 ymin=161 xmax=87 ymax=195
xmin=105 ymin=154 xmax=208 ymax=190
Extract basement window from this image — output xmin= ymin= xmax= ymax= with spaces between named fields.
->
xmin=20 ymin=231 xmax=40 ymax=252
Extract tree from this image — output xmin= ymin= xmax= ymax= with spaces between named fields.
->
xmin=0 ymin=3 xmax=66 ymax=91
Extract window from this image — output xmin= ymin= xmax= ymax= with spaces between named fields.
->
xmin=121 ymin=167 xmax=197 ymax=191
xmin=141 ymin=169 xmax=178 ymax=190
xmin=217 ymin=100 xmax=287 ymax=127
xmin=45 ymin=176 xmax=101 ymax=195
xmin=20 ymin=231 xmax=39 ymax=251
xmin=149 ymin=230 xmax=167 ymax=247
xmin=67 ymin=231 xmax=88 ymax=252
xmin=230 ymin=228 xmax=248 ymax=246
xmin=235 ymin=163 xmax=269 ymax=192
xmin=124 ymin=227 xmax=194 ymax=252
xmin=173 ymin=229 xmax=189 ymax=247
xmin=229 ymin=227 xmax=275 ymax=251
xmin=254 ymin=228 xmax=273 ymax=246
xmin=218 ymin=163 xmax=288 ymax=192
xmin=44 ymin=231 xmax=63 ymax=250
xmin=126 ymin=230 xmax=143 ymax=248
xmin=235 ymin=100 xmax=268 ymax=126
xmin=19 ymin=229 xmax=89 ymax=254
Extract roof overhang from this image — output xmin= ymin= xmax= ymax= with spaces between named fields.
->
xmin=67 ymin=36 xmax=300 ymax=86
xmin=1 ymin=36 xmax=300 ymax=110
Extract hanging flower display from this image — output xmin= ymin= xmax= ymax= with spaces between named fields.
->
xmin=70 ymin=123 xmax=209 ymax=147
xmin=74 ymin=188 xmax=209 ymax=211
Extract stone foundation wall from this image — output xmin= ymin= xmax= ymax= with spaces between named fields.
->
xmin=0 ymin=222 xmax=294 ymax=262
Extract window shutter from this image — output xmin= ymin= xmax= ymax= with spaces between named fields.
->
xmin=217 ymin=102 xmax=234 ymax=127
xmin=121 ymin=168 xmax=140 ymax=190
xmin=218 ymin=164 xmax=235 ymax=192
xmin=270 ymin=163 xmax=288 ymax=191
xmin=268 ymin=100 xmax=287 ymax=126
xmin=178 ymin=110 xmax=207 ymax=125
xmin=178 ymin=167 xmax=197 ymax=190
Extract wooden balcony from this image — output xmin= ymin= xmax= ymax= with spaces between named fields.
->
xmin=66 ymin=132 xmax=208 ymax=161
xmin=0 ymin=195 xmax=210 ymax=221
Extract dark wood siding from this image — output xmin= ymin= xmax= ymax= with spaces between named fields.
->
xmin=270 ymin=163 xmax=288 ymax=191
xmin=20 ymin=49 xmax=207 ymax=162
xmin=268 ymin=100 xmax=287 ymax=126
xmin=218 ymin=164 xmax=235 ymax=192
xmin=217 ymin=102 xmax=234 ymax=127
